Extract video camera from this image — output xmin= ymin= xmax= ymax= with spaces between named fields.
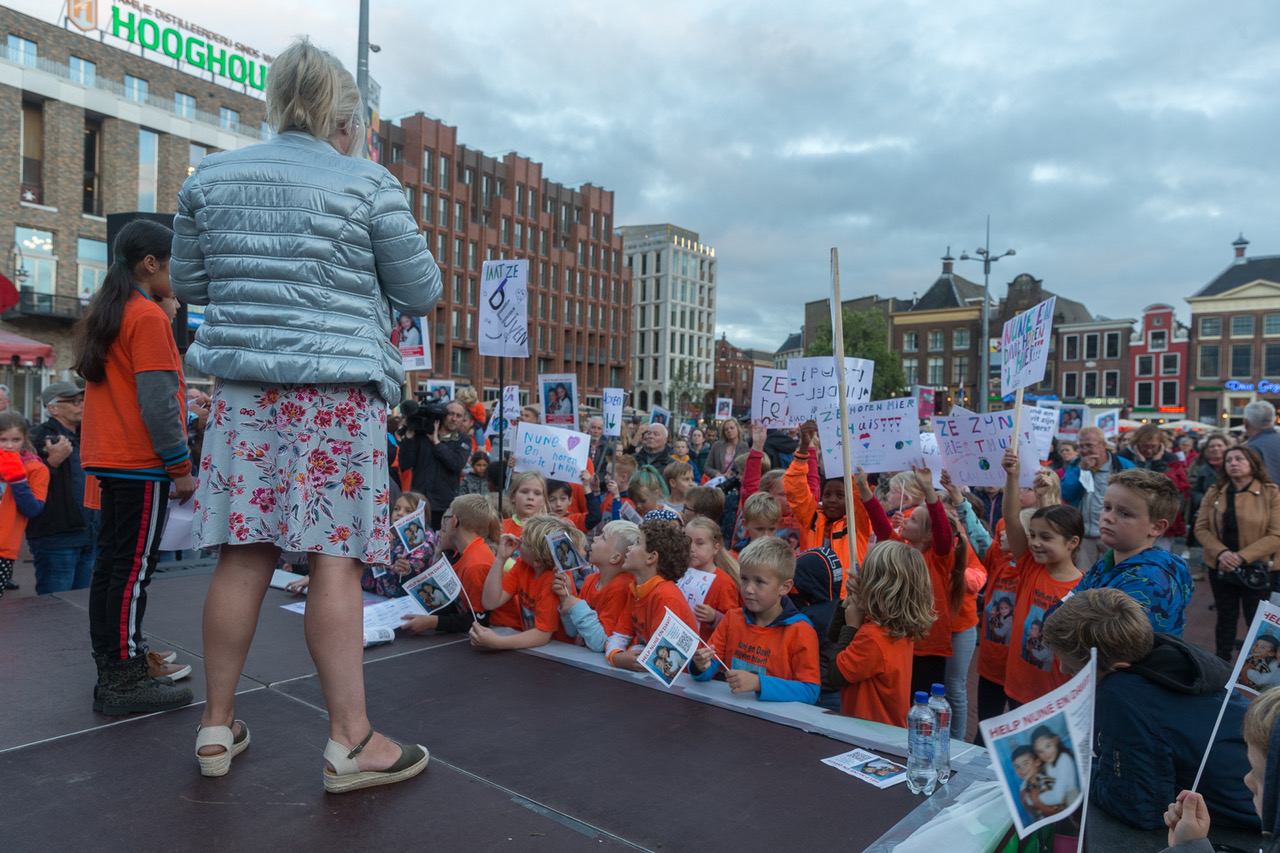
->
xmin=399 ymin=396 xmax=449 ymax=436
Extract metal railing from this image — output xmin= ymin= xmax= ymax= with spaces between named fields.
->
xmin=4 ymin=287 xmax=84 ymax=321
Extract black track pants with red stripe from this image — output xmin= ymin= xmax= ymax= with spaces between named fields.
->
xmin=89 ymin=478 xmax=171 ymax=661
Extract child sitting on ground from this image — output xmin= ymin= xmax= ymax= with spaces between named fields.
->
xmin=682 ymin=485 xmax=725 ymax=526
xmin=546 ymin=472 xmax=602 ymax=534
xmin=361 ymin=492 xmax=435 ymax=598
xmin=401 ymin=494 xmax=501 ymax=635
xmin=827 ymin=541 xmax=936 ymax=725
xmin=606 ymin=520 xmax=697 ymax=670
xmin=1074 ymin=468 xmax=1194 ymax=636
xmin=472 ymin=514 xmax=579 ymax=650
xmin=460 ymin=451 xmax=489 ymax=495
xmin=662 ymin=461 xmax=696 ymax=514
xmin=680 ymin=517 xmax=742 ymax=640
xmin=552 ymin=520 xmax=640 ymax=652
xmin=690 ymin=537 xmax=820 ymax=704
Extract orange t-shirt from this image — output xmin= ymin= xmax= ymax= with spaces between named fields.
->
xmin=0 ymin=455 xmax=50 ymax=559
xmin=707 ymin=608 xmax=820 ymax=688
xmin=82 ymin=292 xmax=189 ymax=478
xmin=578 ymin=570 xmax=634 ymax=637
xmin=621 ymin=575 xmax=697 ymax=648
xmin=453 ymin=535 xmax=496 ymax=617
xmin=977 ymin=530 xmax=1018 ymax=685
xmin=1003 ymin=555 xmax=1082 ymax=704
xmin=836 ymin=621 xmax=915 ymax=726
xmin=680 ymin=566 xmax=742 ymax=641
xmin=487 ymin=523 xmax=532 ymax=629
xmin=500 ymin=557 xmax=575 ymax=643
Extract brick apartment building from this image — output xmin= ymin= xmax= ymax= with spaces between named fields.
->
xmin=0 ymin=5 xmax=267 ymax=412
xmin=378 ymin=113 xmax=631 ymax=410
xmin=713 ymin=335 xmax=754 ymax=416
xmin=1056 ymin=315 xmax=1134 ymax=409
xmin=1128 ymin=303 xmax=1189 ymax=421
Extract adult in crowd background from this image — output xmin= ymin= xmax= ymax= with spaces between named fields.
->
xmin=632 ymin=422 xmax=673 ymax=471
xmin=0 ymin=383 xmax=23 ymax=422
xmin=399 ymin=400 xmax=471 ymax=530
xmin=1194 ymin=446 xmax=1280 ymax=661
xmin=1188 ymin=434 xmax=1229 ymax=576
xmin=1061 ymin=426 xmax=1136 ymax=571
xmin=1121 ymin=424 xmax=1191 ymax=550
xmin=585 ymin=416 xmax=604 ymax=458
xmin=26 ymin=382 xmax=98 ymax=594
xmin=704 ymin=418 xmax=748 ymax=480
xmin=763 ymin=426 xmax=799 ymax=473
xmin=688 ymin=427 xmax=709 ymax=476
xmin=1245 ymin=400 xmax=1280 ymax=486
xmin=172 ymin=37 xmax=438 ymax=791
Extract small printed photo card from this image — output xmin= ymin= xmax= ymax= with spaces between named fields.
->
xmin=637 ymin=608 xmax=703 ymax=689
xmin=391 ymin=500 xmax=431 ymax=557
xmin=546 ymin=529 xmax=586 ymax=574
xmin=820 ymin=748 xmax=909 ymax=789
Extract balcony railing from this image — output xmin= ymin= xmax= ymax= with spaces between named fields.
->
xmin=3 ymin=287 xmax=85 ymax=322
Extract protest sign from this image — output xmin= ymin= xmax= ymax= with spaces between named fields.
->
xmin=787 ymin=356 xmax=874 ymax=422
xmin=393 ymin=311 xmax=430 ymax=371
xmin=715 ymin=397 xmax=733 ymax=420
xmin=478 ymin=259 xmax=529 ymax=358
xmin=539 ymin=373 xmax=579 ymax=427
xmin=601 ymin=387 xmax=625 ymax=437
xmin=932 ymin=412 xmax=1039 ymax=488
xmin=815 ymin=397 xmax=920 ymax=477
xmin=401 ymin=554 xmax=466 ymax=615
xmin=485 ymin=385 xmax=520 ymax=438
xmin=513 ymin=422 xmax=590 ymax=480
xmin=821 ymin=748 xmax=909 ymax=789
xmin=1093 ymin=408 xmax=1120 ymax=439
xmin=637 ymin=607 xmax=704 ymax=688
xmin=915 ymin=385 xmax=936 ymax=418
xmin=979 ymin=650 xmax=1096 ymax=840
xmin=420 ymin=379 xmax=455 ymax=404
xmin=752 ymin=367 xmax=801 ymax=428
xmin=390 ymin=501 xmax=431 ymax=559
xmin=918 ymin=431 xmax=944 ymax=489
xmin=1022 ymin=404 xmax=1058 ymax=462
xmin=650 ymin=405 xmax=671 ymax=427
xmin=1001 ymin=296 xmax=1057 ymax=397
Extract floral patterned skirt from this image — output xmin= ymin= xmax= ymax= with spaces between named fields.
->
xmin=193 ymin=381 xmax=391 ymax=564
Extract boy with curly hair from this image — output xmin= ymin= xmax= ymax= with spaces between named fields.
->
xmin=605 ymin=520 xmax=697 ymax=670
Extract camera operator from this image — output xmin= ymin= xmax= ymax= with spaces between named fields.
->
xmin=398 ymin=399 xmax=470 ymax=529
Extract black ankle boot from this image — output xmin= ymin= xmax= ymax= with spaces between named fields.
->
xmin=97 ymin=655 xmax=193 ymax=716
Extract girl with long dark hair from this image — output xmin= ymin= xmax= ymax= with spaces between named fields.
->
xmin=75 ymin=218 xmax=196 ymax=715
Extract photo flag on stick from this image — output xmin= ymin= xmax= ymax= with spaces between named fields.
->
xmin=401 ymin=554 xmax=471 ymax=615
xmin=638 ymin=608 xmax=727 ymax=689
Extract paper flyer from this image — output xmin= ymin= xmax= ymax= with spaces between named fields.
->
xmin=637 ymin=607 xmax=704 ymax=689
xmin=820 ymin=748 xmax=909 ymax=789
xmin=401 ymin=555 xmax=464 ymax=615
xmin=979 ymin=650 xmax=1096 ymax=839
xmin=546 ymin=530 xmax=587 ymax=574
xmin=391 ymin=500 xmax=431 ymax=557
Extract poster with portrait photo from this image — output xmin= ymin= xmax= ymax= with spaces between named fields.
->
xmin=1055 ymin=403 xmax=1089 ymax=440
xmin=420 ymin=380 xmax=455 ymax=404
xmin=649 ymin=405 xmax=671 ymax=427
xmin=1093 ymin=407 xmax=1120 ymax=439
xmin=637 ymin=607 xmax=703 ymax=689
xmin=391 ymin=501 xmax=431 ymax=558
xmin=546 ymin=530 xmax=586 ymax=575
xmin=538 ymin=372 xmax=578 ymax=427
xmin=1230 ymin=601 xmax=1280 ymax=695
xmin=393 ymin=312 xmax=430 ymax=371
xmin=980 ymin=651 xmax=1096 ymax=839
xmin=715 ymin=397 xmax=733 ymax=420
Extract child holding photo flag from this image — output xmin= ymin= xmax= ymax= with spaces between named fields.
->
xmin=471 ymin=514 xmax=578 ymax=650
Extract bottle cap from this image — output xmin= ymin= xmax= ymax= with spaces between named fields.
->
xmin=931 ymin=683 xmax=946 ymax=696
xmin=914 ymin=691 xmax=929 ymax=704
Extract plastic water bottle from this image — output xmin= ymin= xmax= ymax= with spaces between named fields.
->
xmin=928 ymin=683 xmax=952 ymax=784
xmin=906 ymin=691 xmax=938 ymax=795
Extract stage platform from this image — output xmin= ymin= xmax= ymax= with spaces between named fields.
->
xmin=0 ymin=560 xmax=1263 ymax=852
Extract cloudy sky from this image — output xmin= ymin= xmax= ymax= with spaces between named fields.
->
xmin=21 ymin=0 xmax=1280 ymax=351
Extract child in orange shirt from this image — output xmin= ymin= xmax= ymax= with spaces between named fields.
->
xmin=999 ymin=448 xmax=1084 ymax=706
xmin=662 ymin=461 xmax=696 ymax=514
xmin=546 ymin=471 xmax=602 ymax=535
xmin=829 ymin=541 xmax=937 ymax=725
xmin=605 ymin=520 xmax=697 ymax=669
xmin=680 ymin=517 xmax=742 ymax=640
xmin=503 ymin=470 xmax=547 ymax=537
xmin=552 ymin=519 xmax=640 ymax=651
xmin=472 ymin=514 xmax=579 ymax=649
xmin=0 ymin=412 xmax=50 ymax=598
xmin=786 ymin=419 xmax=870 ymax=589
xmin=401 ymin=494 xmax=500 ymax=635
xmin=690 ymin=537 xmax=821 ymax=703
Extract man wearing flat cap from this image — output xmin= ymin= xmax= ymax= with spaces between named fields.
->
xmin=27 ymin=382 xmax=98 ymax=594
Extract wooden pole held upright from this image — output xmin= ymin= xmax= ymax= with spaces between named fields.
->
xmin=829 ymin=248 xmax=859 ymax=577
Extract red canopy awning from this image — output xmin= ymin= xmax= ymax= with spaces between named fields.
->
xmin=0 ymin=329 xmax=55 ymax=366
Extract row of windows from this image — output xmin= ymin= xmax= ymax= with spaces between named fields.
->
xmin=634 ymin=357 xmax=710 ymax=385
xmin=627 ymin=250 xmax=715 ymax=285
xmin=902 ymin=355 xmax=971 ymax=387
xmin=1135 ymin=352 xmax=1180 ymax=377
xmin=902 ymin=329 xmax=971 ymax=352
xmin=1062 ymin=330 xmax=1124 ymax=361
xmin=1133 ymin=380 xmax=1181 ymax=409
xmin=635 ymin=278 xmax=713 ymax=309
xmin=1198 ymin=343 xmax=1280 ymax=380
xmin=1062 ymin=371 xmax=1122 ymax=399
xmin=1198 ymin=314 xmax=1280 ymax=339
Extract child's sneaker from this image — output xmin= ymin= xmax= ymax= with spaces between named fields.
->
xmin=147 ymin=651 xmax=192 ymax=681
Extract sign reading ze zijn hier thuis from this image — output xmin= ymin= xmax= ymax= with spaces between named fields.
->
xmin=66 ymin=0 xmax=270 ymax=90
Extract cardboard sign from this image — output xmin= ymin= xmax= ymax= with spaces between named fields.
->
xmin=393 ymin=312 xmax=430 ymax=371
xmin=787 ymin=356 xmax=874 ymax=422
xmin=752 ymin=367 xmax=800 ymax=428
xmin=715 ymin=397 xmax=733 ymax=420
xmin=478 ymin=259 xmax=529 ymax=358
xmin=1000 ymin=296 xmax=1057 ymax=396
xmin=513 ymin=422 xmax=590 ymax=480
xmin=815 ymin=397 xmax=920 ymax=476
xmin=918 ymin=431 xmax=944 ymax=489
xmin=539 ymin=372 xmax=579 ymax=428
xmin=932 ymin=412 xmax=1039 ymax=488
xmin=485 ymin=384 xmax=520 ymax=438
xmin=1093 ymin=407 xmax=1120 ymax=439
xmin=649 ymin=405 xmax=671 ymax=427
xmin=979 ymin=651 xmax=1096 ymax=839
xmin=401 ymin=554 xmax=465 ymax=615
xmin=637 ymin=607 xmax=703 ymax=689
xmin=1022 ymin=404 xmax=1058 ymax=462
xmin=602 ymin=387 xmax=625 ymax=437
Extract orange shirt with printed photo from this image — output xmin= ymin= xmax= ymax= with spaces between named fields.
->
xmin=1003 ymin=556 xmax=1081 ymax=704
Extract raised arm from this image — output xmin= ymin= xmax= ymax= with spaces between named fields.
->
xmin=1001 ymin=447 xmax=1029 ymax=559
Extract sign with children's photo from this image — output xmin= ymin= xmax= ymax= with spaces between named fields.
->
xmin=401 ymin=554 xmax=465 ymax=615
xmin=538 ymin=372 xmax=579 ymax=427
xmin=1000 ymin=296 xmax=1057 ymax=397
xmin=815 ymin=396 xmax=920 ymax=477
xmin=820 ymin=747 xmax=909 ymax=789
xmin=478 ymin=259 xmax=529 ymax=358
xmin=393 ymin=311 xmax=430 ymax=371
xmin=391 ymin=501 xmax=431 ymax=557
xmin=649 ymin=405 xmax=671 ymax=426
xmin=1093 ymin=407 xmax=1120 ymax=439
xmin=638 ymin=607 xmax=704 ymax=689
xmin=1227 ymin=601 xmax=1280 ymax=696
xmin=601 ymin=387 xmax=625 ymax=437
xmin=979 ymin=650 xmax=1096 ymax=839
xmin=513 ymin=421 xmax=590 ymax=481
xmin=715 ymin=397 xmax=733 ymax=420
xmin=786 ymin=356 xmax=874 ymax=422
xmin=932 ymin=412 xmax=1039 ymax=488
xmin=485 ymin=384 xmax=521 ymax=439
xmin=752 ymin=367 xmax=801 ymax=428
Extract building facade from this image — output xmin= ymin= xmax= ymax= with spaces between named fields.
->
xmin=1187 ymin=236 xmax=1280 ymax=428
xmin=1055 ymin=316 xmax=1134 ymax=410
xmin=1127 ymin=303 xmax=1188 ymax=422
xmin=774 ymin=330 xmax=802 ymax=369
xmin=619 ymin=223 xmax=715 ymax=415
xmin=713 ymin=335 xmax=753 ymax=416
xmin=378 ymin=113 xmax=631 ymax=409
xmin=990 ymin=273 xmax=1092 ymax=407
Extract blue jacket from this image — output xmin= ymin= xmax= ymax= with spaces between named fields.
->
xmin=172 ymin=131 xmax=442 ymax=404
xmin=691 ymin=598 xmax=820 ymax=704
xmin=1060 ymin=453 xmax=1135 ymax=507
xmin=1078 ymin=547 xmax=1194 ymax=636
xmin=1094 ymin=634 xmax=1259 ymax=831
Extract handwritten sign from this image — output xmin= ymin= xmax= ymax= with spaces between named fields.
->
xmin=815 ymin=397 xmax=920 ymax=476
xmin=1022 ymin=404 xmax=1058 ymax=462
xmin=917 ymin=431 xmax=944 ymax=488
xmin=478 ymin=259 xmax=529 ymax=358
xmin=787 ymin=356 xmax=874 ymax=422
xmin=932 ymin=412 xmax=1039 ymax=488
xmin=513 ymin=422 xmax=590 ymax=480
xmin=602 ymin=387 xmax=625 ymax=438
xmin=715 ymin=397 xmax=733 ymax=420
xmin=1000 ymin=296 xmax=1056 ymax=396
xmin=752 ymin=367 xmax=800 ymax=428
xmin=485 ymin=384 xmax=520 ymax=438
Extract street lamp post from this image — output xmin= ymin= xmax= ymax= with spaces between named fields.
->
xmin=960 ymin=216 xmax=1015 ymax=413
xmin=356 ymin=0 xmax=370 ymax=106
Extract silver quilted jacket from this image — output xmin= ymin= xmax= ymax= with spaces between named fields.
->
xmin=171 ymin=131 xmax=441 ymax=404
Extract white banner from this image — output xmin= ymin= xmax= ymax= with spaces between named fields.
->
xmin=478 ymin=259 xmax=529 ymax=358
xmin=786 ymin=356 xmax=874 ymax=422
xmin=513 ymin=421 xmax=590 ymax=481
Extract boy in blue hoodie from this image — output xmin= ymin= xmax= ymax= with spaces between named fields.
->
xmin=689 ymin=537 xmax=820 ymax=704
xmin=1075 ymin=468 xmax=1193 ymax=636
